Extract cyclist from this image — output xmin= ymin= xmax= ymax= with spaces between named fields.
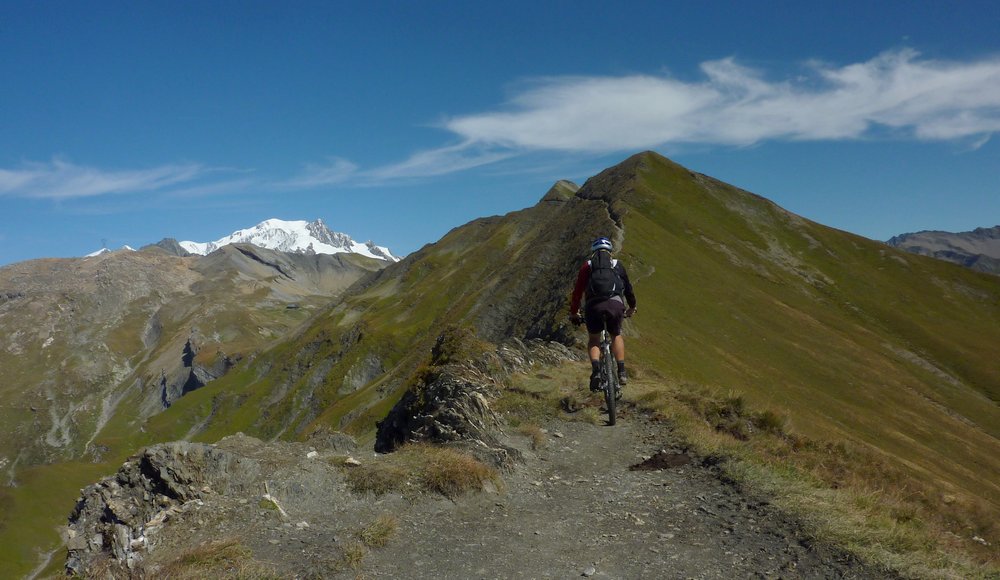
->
xmin=569 ymin=236 xmax=637 ymax=392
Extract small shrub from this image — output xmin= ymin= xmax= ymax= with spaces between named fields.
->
xmin=334 ymin=542 xmax=367 ymax=572
xmin=517 ymin=424 xmax=547 ymax=450
xmin=343 ymin=444 xmax=501 ymax=498
xmin=430 ymin=326 xmax=491 ymax=366
xmin=344 ymin=462 xmax=408 ymax=496
xmin=416 ymin=444 xmax=502 ymax=497
xmin=159 ymin=538 xmax=281 ymax=579
xmin=359 ymin=514 xmax=399 ymax=548
xmin=753 ymin=409 xmax=787 ymax=435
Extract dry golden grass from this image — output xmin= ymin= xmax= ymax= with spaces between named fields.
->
xmin=624 ymin=374 xmax=999 ymax=579
xmin=334 ymin=542 xmax=367 ymax=572
xmin=359 ymin=513 xmax=399 ymax=548
xmin=157 ymin=538 xmax=282 ymax=579
xmin=517 ymin=424 xmax=547 ymax=450
xmin=344 ymin=460 xmax=408 ymax=496
xmin=344 ymin=443 xmax=502 ymax=498
xmin=415 ymin=444 xmax=503 ymax=497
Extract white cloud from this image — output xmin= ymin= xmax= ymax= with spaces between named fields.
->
xmin=439 ymin=49 xmax=1000 ymax=152
xmin=0 ymin=158 xmax=206 ymax=199
xmin=282 ymin=144 xmax=514 ymax=187
xmin=363 ymin=142 xmax=514 ymax=181
xmin=279 ymin=157 xmax=358 ymax=188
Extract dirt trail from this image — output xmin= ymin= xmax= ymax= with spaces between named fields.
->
xmin=361 ymin=409 xmax=887 ymax=579
xmin=82 ymin=403 xmax=893 ymax=579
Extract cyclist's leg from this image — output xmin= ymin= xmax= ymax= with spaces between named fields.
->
xmin=583 ymin=302 xmax=602 ymax=360
xmin=605 ymin=300 xmax=628 ymax=387
xmin=583 ymin=302 xmax=603 ymax=391
xmin=612 ymin=334 xmax=625 ymax=362
xmin=605 ymin=300 xmax=627 ymax=362
xmin=587 ymin=334 xmax=601 ymax=363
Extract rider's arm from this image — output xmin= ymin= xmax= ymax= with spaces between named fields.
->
xmin=569 ymin=262 xmax=590 ymax=313
xmin=618 ymin=264 xmax=637 ymax=309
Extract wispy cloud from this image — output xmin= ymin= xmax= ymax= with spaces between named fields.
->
xmin=277 ymin=157 xmax=358 ymax=189
xmin=0 ymin=158 xmax=207 ymax=199
xmin=363 ymin=142 xmax=515 ymax=182
xmin=280 ymin=144 xmax=514 ymax=188
xmin=291 ymin=49 xmax=1000 ymax=181
xmin=440 ymin=49 xmax=1000 ymax=152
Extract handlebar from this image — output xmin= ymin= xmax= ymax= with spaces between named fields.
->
xmin=570 ymin=306 xmax=636 ymax=325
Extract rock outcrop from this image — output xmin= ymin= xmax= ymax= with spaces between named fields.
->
xmin=375 ymin=331 xmax=581 ymax=469
xmin=65 ymin=441 xmax=262 ymax=574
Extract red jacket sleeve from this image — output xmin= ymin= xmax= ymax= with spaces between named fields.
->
xmin=569 ymin=262 xmax=590 ymax=313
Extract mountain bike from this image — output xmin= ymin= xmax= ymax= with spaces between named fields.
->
xmin=597 ymin=324 xmax=620 ymax=426
xmin=574 ymin=311 xmax=631 ymax=426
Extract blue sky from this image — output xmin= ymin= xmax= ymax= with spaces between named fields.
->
xmin=2 ymin=1 xmax=999 ymax=265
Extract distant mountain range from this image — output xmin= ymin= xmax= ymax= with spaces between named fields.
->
xmin=886 ymin=226 xmax=1000 ymax=275
xmin=87 ymin=218 xmax=399 ymax=262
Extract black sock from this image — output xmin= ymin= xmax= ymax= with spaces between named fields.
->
xmin=617 ymin=361 xmax=626 ymax=374
xmin=591 ymin=360 xmax=600 ymax=375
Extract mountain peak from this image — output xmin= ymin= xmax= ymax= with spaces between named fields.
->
xmin=540 ymin=180 xmax=580 ymax=202
xmin=84 ymin=245 xmax=136 ymax=258
xmin=177 ymin=218 xmax=399 ymax=261
xmin=887 ymin=224 xmax=1000 ymax=275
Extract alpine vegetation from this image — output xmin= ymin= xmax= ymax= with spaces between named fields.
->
xmin=1 ymin=152 xmax=997 ymax=579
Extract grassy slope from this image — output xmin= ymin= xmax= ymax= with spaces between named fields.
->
xmin=616 ymin=152 xmax=999 ymax=572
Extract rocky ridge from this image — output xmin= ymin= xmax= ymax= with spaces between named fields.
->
xmin=375 ymin=333 xmax=582 ymax=469
xmin=887 ymin=225 xmax=1000 ymax=274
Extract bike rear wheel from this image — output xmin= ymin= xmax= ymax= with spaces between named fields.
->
xmin=603 ymin=350 xmax=617 ymax=426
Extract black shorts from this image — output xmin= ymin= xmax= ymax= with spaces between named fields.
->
xmin=584 ymin=298 xmax=625 ymax=335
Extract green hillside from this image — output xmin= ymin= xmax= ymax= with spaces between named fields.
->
xmin=4 ymin=151 xmax=997 ymax=577
xmin=0 ymin=247 xmax=385 ymax=577
xmin=619 ymin=153 xmax=998 ymax=490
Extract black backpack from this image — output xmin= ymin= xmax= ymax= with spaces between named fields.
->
xmin=587 ymin=250 xmax=623 ymax=300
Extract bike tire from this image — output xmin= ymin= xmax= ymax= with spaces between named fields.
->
xmin=603 ymin=352 xmax=617 ymax=426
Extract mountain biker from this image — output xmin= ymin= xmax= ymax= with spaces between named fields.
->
xmin=569 ymin=237 xmax=637 ymax=392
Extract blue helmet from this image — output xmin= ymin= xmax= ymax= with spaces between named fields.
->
xmin=591 ymin=237 xmax=613 ymax=252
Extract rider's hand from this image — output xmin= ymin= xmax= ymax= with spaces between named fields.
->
xmin=569 ymin=312 xmax=583 ymax=325
xmin=625 ymin=306 xmax=637 ymax=318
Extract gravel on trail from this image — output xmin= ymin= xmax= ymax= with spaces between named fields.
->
xmin=115 ymin=408 xmax=894 ymax=579
xmin=359 ymin=411 xmax=891 ymax=579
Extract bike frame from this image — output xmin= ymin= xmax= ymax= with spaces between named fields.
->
xmin=574 ymin=309 xmax=630 ymax=426
xmin=599 ymin=327 xmax=619 ymax=426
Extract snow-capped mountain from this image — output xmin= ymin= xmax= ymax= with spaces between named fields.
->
xmin=178 ymin=218 xmax=399 ymax=262
xmin=85 ymin=245 xmax=136 ymax=258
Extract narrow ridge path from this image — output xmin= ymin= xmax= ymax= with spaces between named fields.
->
xmin=362 ymin=410 xmax=886 ymax=579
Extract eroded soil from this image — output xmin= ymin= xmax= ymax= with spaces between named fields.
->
xmin=361 ymin=409 xmax=888 ymax=579
xmin=133 ymin=404 xmax=894 ymax=579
